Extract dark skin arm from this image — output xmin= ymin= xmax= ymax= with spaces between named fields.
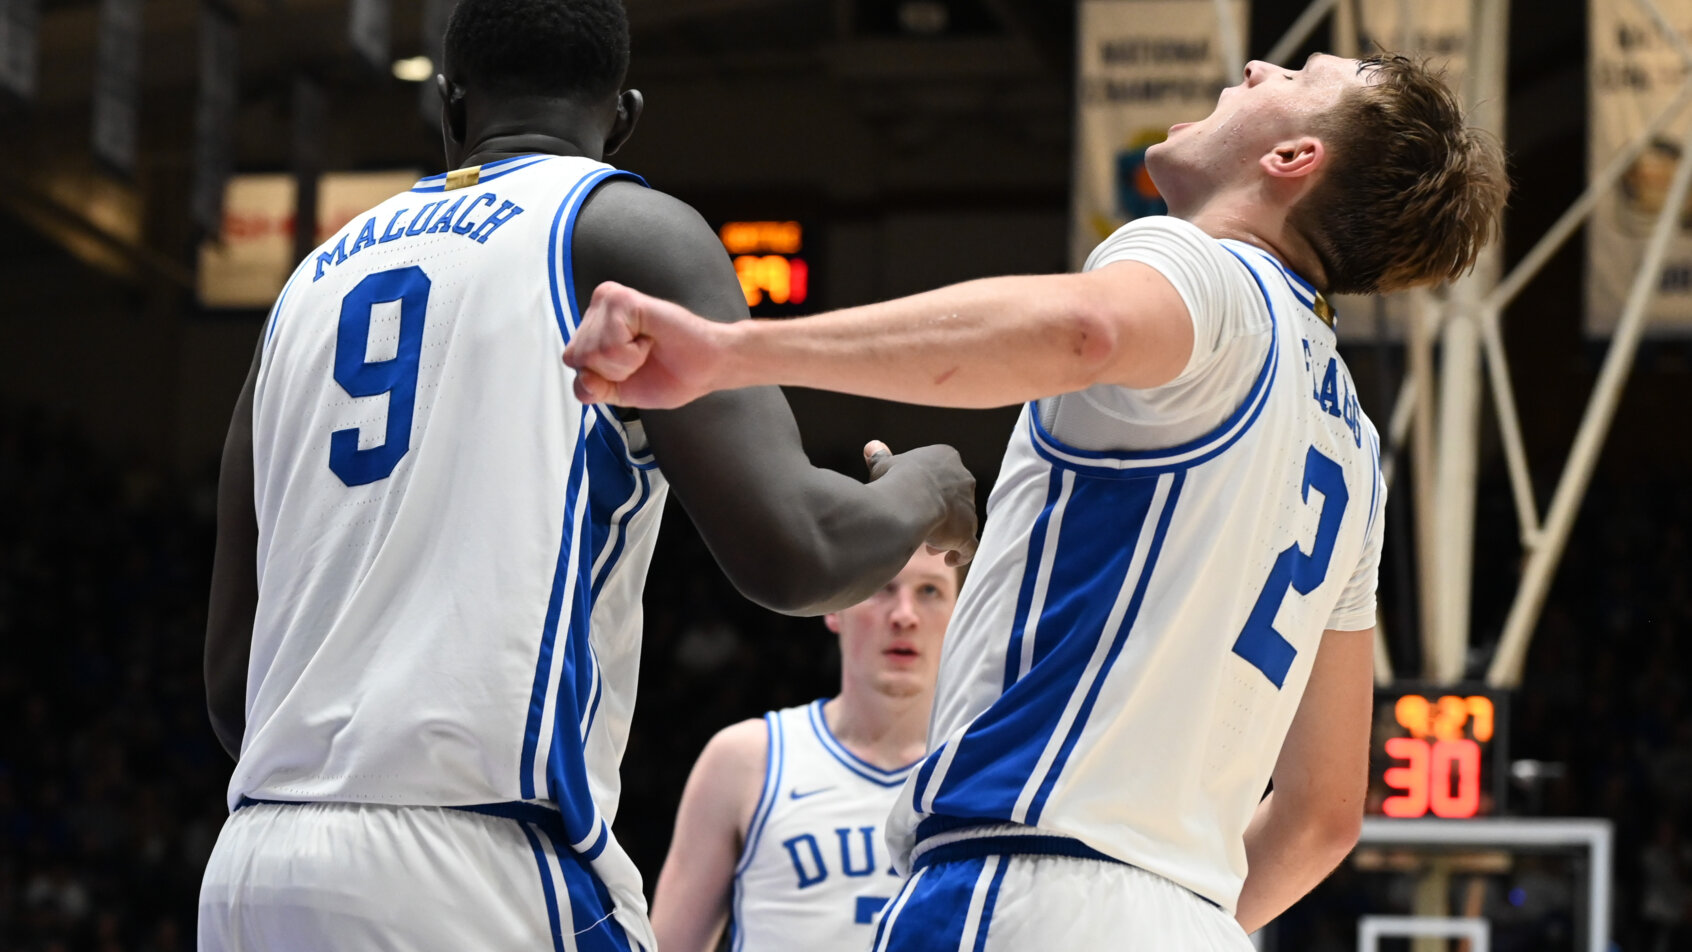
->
xmin=205 ymin=335 xmax=262 ymax=760
xmin=571 ymin=181 xmax=977 ymax=615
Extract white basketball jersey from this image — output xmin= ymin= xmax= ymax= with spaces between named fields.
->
xmin=887 ymin=217 xmax=1386 ymax=913
xmin=238 ymin=155 xmax=666 ymax=936
xmin=732 ymin=701 xmax=912 ymax=952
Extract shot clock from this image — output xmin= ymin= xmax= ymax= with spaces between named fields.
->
xmin=717 ymin=220 xmax=812 ymax=316
xmin=1369 ymin=686 xmax=1508 ymax=819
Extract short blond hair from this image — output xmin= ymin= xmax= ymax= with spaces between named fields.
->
xmin=1290 ymin=54 xmax=1508 ymax=295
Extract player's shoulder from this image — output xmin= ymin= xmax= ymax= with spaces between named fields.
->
xmin=1085 ymin=214 xmax=1226 ymax=271
xmin=576 ymin=178 xmax=713 ymax=246
xmin=696 ymin=716 xmax=771 ymax=776
xmin=684 ymin=717 xmax=772 ymax=831
xmin=570 ymin=178 xmax=730 ymax=302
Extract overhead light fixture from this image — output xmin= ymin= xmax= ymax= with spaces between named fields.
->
xmin=392 ymin=56 xmax=434 ymax=83
xmin=898 ymin=0 xmax=948 ymax=35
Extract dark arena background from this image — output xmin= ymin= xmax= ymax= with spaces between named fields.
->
xmin=3 ymin=0 xmax=1691 ymax=949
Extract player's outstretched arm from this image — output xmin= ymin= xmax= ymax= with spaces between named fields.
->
xmin=1234 ymin=627 xmax=1373 ymax=933
xmin=562 ymin=259 xmax=1195 ymax=410
xmin=204 ymin=337 xmax=263 ymax=760
xmin=651 ymin=719 xmax=767 ymax=952
xmin=570 ymin=182 xmax=977 ymax=615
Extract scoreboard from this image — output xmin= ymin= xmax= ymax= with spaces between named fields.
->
xmin=718 ymin=219 xmax=812 ymax=316
xmin=1369 ymin=686 xmax=1509 ymax=819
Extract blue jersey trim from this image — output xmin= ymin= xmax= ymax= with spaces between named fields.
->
xmin=535 ymin=821 xmax=638 ymax=952
xmin=577 ymin=414 xmax=645 ymax=745
xmin=553 ymin=409 xmax=611 ymax=846
xmin=562 ymin=171 xmax=646 ymax=331
xmin=1001 ymin=471 xmax=1069 ymax=692
xmin=1224 ymin=239 xmax=1318 ymax=305
xmin=263 ymin=259 xmax=308 ymax=349
xmin=911 ymin=472 xmax=1176 ymax=834
xmin=546 ymin=172 xmax=606 ymax=346
xmin=409 ymin=154 xmax=553 ymax=192
xmin=910 ymin=740 xmax=947 ymax=814
xmin=520 ymin=419 xmax=588 ymax=800
xmin=581 ymin=818 xmax=611 ymax=861
xmin=1024 ymin=470 xmax=1184 ymax=824
xmin=586 ymin=427 xmax=655 ymax=604
xmin=1269 ymin=257 xmax=1317 ymax=308
xmin=588 ymin=465 xmax=651 ymax=603
xmin=730 ymin=713 xmax=784 ymax=952
xmin=1366 ymin=428 xmax=1382 ymax=536
xmin=596 ymin=410 xmax=660 ymax=470
xmin=736 ymin=711 xmax=785 ymax=876
xmin=522 ymin=409 xmax=606 ymax=860
xmin=807 ymin=699 xmax=917 ymax=787
xmin=581 ymin=647 xmax=605 ymax=742
xmin=1024 ymin=269 xmax=1280 ymax=476
xmin=547 ymin=167 xmax=649 ymax=348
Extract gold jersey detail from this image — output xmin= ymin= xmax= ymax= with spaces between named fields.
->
xmin=1312 ymin=291 xmax=1335 ymax=328
xmin=444 ymin=166 xmax=481 ymax=191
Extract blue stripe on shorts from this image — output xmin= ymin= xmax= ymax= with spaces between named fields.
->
xmin=874 ymin=855 xmax=1010 ymax=952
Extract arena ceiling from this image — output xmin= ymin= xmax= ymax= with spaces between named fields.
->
xmin=0 ymin=0 xmax=1582 ymax=298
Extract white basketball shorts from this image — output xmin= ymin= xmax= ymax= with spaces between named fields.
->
xmin=870 ymin=833 xmax=1254 ymax=951
xmin=198 ymin=800 xmax=650 ymax=952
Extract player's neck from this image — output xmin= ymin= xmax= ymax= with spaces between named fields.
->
xmin=455 ymin=97 xmax=606 ymax=168
xmin=1183 ymin=196 xmax=1329 ymax=292
xmin=822 ymin=690 xmax=930 ymax=771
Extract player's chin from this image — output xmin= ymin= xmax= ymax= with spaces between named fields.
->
xmin=873 ymin=669 xmax=928 ymax=698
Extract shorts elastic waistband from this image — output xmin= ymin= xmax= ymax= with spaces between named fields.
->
xmin=911 ymin=833 xmax=1123 ymax=872
xmin=234 ymin=796 xmax=564 ymax=834
xmin=909 ymin=823 xmax=1220 ymax=911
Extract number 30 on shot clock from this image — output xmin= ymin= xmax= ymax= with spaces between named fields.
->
xmin=1371 ymin=688 xmax=1507 ymax=820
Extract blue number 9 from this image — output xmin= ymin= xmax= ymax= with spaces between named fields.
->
xmin=1232 ymin=446 xmax=1349 ymax=688
xmin=329 ymin=266 xmax=431 ymax=486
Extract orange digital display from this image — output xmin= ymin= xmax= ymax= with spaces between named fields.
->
xmin=719 ymin=220 xmax=802 ymax=255
xmin=719 ymin=221 xmax=811 ymax=311
xmin=1373 ymin=690 xmax=1504 ymax=820
xmin=1393 ymin=693 xmax=1494 ymax=743
xmin=734 ymin=255 xmax=809 ymax=307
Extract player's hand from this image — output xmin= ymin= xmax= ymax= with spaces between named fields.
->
xmin=864 ymin=440 xmax=979 ymax=567
xmin=563 ymin=282 xmax=729 ymax=409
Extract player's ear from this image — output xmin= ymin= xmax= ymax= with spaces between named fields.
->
xmin=604 ymin=89 xmax=643 ymax=157
xmin=438 ymin=75 xmax=468 ymax=153
xmin=1261 ymin=136 xmax=1324 ymax=179
xmin=823 ymin=613 xmax=841 ymax=634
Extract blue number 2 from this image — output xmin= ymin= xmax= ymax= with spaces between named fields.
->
xmin=329 ymin=266 xmax=431 ymax=486
xmin=1232 ymin=447 xmax=1349 ymax=688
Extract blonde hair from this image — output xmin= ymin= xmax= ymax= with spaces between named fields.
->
xmin=1291 ymin=54 xmax=1509 ymax=295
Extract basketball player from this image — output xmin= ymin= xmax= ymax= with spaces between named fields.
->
xmin=563 ymin=53 xmax=1507 ymax=948
xmin=197 ymin=0 xmax=977 ymax=949
xmin=651 ymin=547 xmax=960 ymax=952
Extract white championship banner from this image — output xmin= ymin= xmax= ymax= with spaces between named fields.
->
xmin=198 ymin=171 xmax=420 ymax=309
xmin=1070 ymin=0 xmax=1245 ymax=270
xmin=1330 ymin=0 xmax=1469 ymax=342
xmin=1588 ymin=0 xmax=1692 ymax=337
